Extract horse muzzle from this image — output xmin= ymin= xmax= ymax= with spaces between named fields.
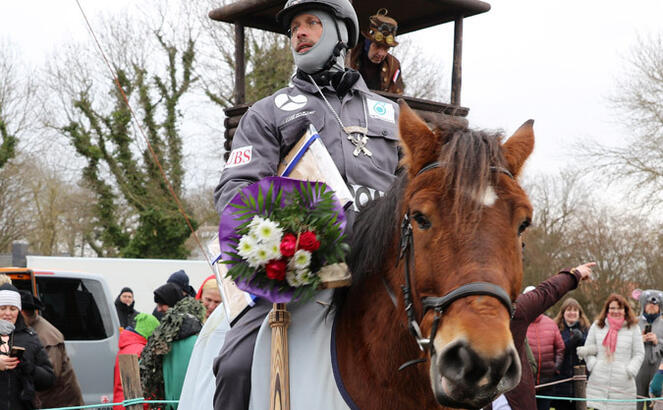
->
xmin=429 ymin=339 xmax=521 ymax=409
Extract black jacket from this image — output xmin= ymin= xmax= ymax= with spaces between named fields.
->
xmin=554 ymin=322 xmax=588 ymax=398
xmin=0 ymin=315 xmax=55 ymax=410
xmin=114 ymin=296 xmax=139 ymax=329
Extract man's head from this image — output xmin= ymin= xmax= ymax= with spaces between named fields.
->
xmin=277 ymin=0 xmax=359 ymax=74
xmin=19 ymin=290 xmax=45 ymax=325
xmin=133 ymin=313 xmax=160 ymax=340
xmin=168 ymin=269 xmax=196 ymax=297
xmin=200 ymin=279 xmax=222 ymax=318
xmin=119 ymin=287 xmax=134 ymax=306
xmin=153 ymin=283 xmax=185 ymax=314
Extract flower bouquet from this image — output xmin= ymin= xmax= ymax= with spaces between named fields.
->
xmin=219 ymin=176 xmax=348 ymax=303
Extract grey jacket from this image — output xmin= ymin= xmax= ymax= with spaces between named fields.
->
xmin=214 ymin=73 xmax=400 ymax=238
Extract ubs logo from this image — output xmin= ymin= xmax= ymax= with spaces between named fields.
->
xmin=275 ymin=93 xmax=308 ymax=111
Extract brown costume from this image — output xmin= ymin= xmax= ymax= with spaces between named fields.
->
xmin=348 ymin=9 xmax=404 ymax=94
xmin=349 ymin=41 xmax=403 ymax=94
xmin=31 ymin=315 xmax=84 ymax=408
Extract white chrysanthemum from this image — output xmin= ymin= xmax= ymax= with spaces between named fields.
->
xmin=290 ymin=249 xmax=311 ymax=270
xmin=296 ymin=269 xmax=314 ymax=285
xmin=264 ymin=242 xmax=282 ymax=261
xmin=286 ymin=269 xmax=304 ymax=287
xmin=253 ymin=217 xmax=283 ymax=244
xmin=237 ymin=235 xmax=258 ymax=260
xmin=248 ymin=216 xmax=265 ymax=231
xmin=252 ymin=244 xmax=274 ymax=265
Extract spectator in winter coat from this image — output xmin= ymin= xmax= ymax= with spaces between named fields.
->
xmin=632 ymin=289 xmax=663 ymax=410
xmin=20 ymin=291 xmax=84 ymax=408
xmin=526 ymin=298 xmax=565 ymax=410
xmin=577 ymin=293 xmax=645 ymax=410
xmin=115 ymin=287 xmax=140 ymax=329
xmin=0 ymin=283 xmax=55 ymax=410
xmin=113 ymin=313 xmax=160 ymax=410
xmin=486 ymin=262 xmax=594 ymax=410
xmin=140 ymin=295 xmax=205 ymax=410
xmin=551 ymin=297 xmax=590 ymax=410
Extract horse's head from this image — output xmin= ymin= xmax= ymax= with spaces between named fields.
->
xmin=396 ymin=101 xmax=534 ymax=408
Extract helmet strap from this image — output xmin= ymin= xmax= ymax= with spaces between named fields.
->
xmin=321 ymin=18 xmax=347 ymax=72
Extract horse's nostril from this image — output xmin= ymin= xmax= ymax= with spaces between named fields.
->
xmin=439 ymin=342 xmax=488 ymax=384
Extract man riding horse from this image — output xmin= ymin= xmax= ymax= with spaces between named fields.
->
xmin=212 ymin=0 xmax=400 ymax=408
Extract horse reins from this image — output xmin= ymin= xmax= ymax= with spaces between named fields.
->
xmin=386 ymin=161 xmax=517 ymax=370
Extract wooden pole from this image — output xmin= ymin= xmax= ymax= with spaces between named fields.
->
xmin=573 ymin=364 xmax=587 ymax=410
xmin=450 ymin=15 xmax=463 ymax=107
xmin=269 ymin=302 xmax=291 ymax=410
xmin=118 ymin=354 xmax=144 ymax=410
xmin=234 ymin=24 xmax=246 ymax=105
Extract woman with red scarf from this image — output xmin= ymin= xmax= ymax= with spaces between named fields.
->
xmin=578 ymin=294 xmax=644 ymax=409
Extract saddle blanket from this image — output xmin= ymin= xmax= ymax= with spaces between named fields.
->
xmin=249 ymin=289 xmax=356 ymax=410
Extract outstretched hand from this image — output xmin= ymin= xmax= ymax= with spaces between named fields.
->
xmin=573 ymin=262 xmax=595 ymax=282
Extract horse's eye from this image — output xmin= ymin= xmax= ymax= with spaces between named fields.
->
xmin=518 ymin=218 xmax=531 ymax=235
xmin=412 ymin=212 xmax=431 ymax=230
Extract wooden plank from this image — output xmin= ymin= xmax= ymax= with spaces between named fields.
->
xmin=118 ymin=354 xmax=144 ymax=410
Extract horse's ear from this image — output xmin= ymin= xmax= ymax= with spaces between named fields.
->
xmin=502 ymin=120 xmax=535 ymax=177
xmin=398 ymin=100 xmax=440 ymax=175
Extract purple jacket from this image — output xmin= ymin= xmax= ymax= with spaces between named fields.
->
xmin=484 ymin=269 xmax=582 ymax=410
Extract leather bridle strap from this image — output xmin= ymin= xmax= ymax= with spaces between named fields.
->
xmin=421 ymin=282 xmax=514 ymax=317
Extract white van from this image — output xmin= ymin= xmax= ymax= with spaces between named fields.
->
xmin=3 ymin=268 xmax=120 ymax=406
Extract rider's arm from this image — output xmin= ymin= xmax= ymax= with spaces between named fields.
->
xmin=214 ymin=105 xmax=280 ymax=216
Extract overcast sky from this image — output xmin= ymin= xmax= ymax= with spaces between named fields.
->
xmin=2 ymin=0 xmax=662 ymax=180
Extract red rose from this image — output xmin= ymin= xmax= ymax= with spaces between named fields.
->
xmin=265 ymin=259 xmax=287 ymax=281
xmin=280 ymin=233 xmax=297 ymax=257
xmin=298 ymin=231 xmax=320 ymax=251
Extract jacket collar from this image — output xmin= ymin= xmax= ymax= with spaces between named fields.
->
xmin=291 ymin=70 xmax=372 ymax=97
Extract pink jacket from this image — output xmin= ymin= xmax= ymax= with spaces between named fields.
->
xmin=527 ymin=314 xmax=565 ymax=384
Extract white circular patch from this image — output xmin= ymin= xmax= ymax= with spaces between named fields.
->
xmin=274 ymin=93 xmax=307 ymax=111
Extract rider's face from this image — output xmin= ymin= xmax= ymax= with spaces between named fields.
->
xmin=290 ymin=13 xmax=323 ymax=54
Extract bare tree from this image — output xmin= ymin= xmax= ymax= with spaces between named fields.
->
xmin=579 ymin=33 xmax=663 ymax=211
xmin=0 ymin=41 xmax=37 ymax=168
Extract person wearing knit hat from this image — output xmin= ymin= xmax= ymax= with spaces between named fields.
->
xmin=196 ymin=275 xmax=223 ymax=319
xmin=168 ymin=270 xmax=197 ymax=297
xmin=112 ymin=312 xmax=160 ymax=410
xmin=0 ymin=283 xmax=55 ymax=409
xmin=348 ymin=8 xmax=404 ymax=94
xmin=19 ymin=290 xmax=84 ymax=408
xmin=115 ymin=286 xmax=140 ymax=329
xmin=154 ymin=283 xmax=186 ymax=314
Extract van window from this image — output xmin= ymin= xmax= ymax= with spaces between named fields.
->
xmin=36 ymin=277 xmax=114 ymax=340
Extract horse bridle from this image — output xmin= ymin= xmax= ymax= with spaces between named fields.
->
xmin=386 ymin=161 xmax=516 ymax=370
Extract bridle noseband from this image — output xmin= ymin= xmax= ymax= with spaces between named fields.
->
xmin=390 ymin=161 xmax=516 ymax=369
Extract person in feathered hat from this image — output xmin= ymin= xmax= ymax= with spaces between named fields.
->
xmin=348 ymin=8 xmax=404 ymax=94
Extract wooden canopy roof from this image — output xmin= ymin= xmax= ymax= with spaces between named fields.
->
xmin=209 ymin=0 xmax=490 ymax=35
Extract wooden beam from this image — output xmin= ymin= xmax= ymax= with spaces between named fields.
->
xmin=118 ymin=354 xmax=144 ymax=410
xmin=450 ymin=15 xmax=463 ymax=106
xmin=235 ymin=24 xmax=246 ymax=105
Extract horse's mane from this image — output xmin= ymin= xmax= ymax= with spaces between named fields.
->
xmin=332 ymin=123 xmax=507 ymax=311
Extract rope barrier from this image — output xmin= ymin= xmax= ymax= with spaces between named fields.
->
xmin=534 ymin=374 xmax=587 ymax=389
xmin=535 ymin=394 xmax=663 ymax=403
xmin=43 ymin=399 xmax=179 ymax=410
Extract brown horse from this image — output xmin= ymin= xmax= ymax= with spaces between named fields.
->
xmin=334 ymin=101 xmax=535 ymax=409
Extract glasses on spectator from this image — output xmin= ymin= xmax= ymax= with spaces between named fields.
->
xmin=608 ymin=306 xmax=625 ymax=311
